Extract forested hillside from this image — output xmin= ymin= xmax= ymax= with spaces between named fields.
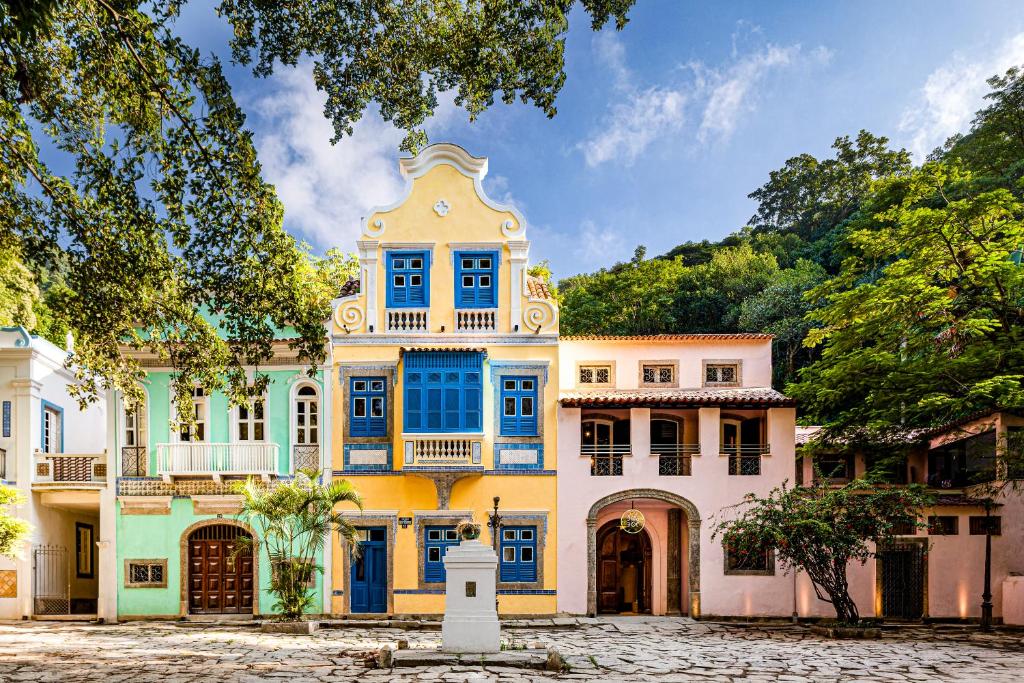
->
xmin=558 ymin=66 xmax=1024 ymax=439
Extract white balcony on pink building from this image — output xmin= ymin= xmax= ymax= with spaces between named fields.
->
xmin=155 ymin=442 xmax=279 ymax=482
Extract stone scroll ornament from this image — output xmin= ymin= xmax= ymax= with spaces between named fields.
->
xmin=335 ymin=302 xmax=365 ymax=332
xmin=522 ymin=299 xmax=557 ymax=333
xmin=620 ymin=508 xmax=646 ymax=534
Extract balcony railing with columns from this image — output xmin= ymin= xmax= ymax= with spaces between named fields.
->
xmin=652 ymin=443 xmax=700 ymax=476
xmin=155 ymin=442 xmax=279 ymax=481
xmin=33 ymin=450 xmax=108 ymax=486
xmin=386 ymin=308 xmax=429 ymax=333
xmin=404 ymin=436 xmax=483 ymax=467
xmin=455 ymin=309 xmax=497 ymax=332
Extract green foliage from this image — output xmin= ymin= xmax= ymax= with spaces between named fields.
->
xmin=714 ymin=477 xmax=933 ymax=623
xmin=672 ymin=244 xmax=780 ymax=333
xmin=0 ymin=245 xmax=38 ymax=329
xmin=943 ymin=66 xmax=1024 ymax=179
xmin=790 ymin=163 xmax=1024 ymax=437
xmin=1 ymin=0 xmax=631 ymax=418
xmin=0 ymin=484 xmax=30 ymax=559
xmin=234 ymin=473 xmax=362 ymax=620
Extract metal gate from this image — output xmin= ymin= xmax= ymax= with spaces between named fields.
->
xmin=33 ymin=545 xmax=70 ymax=616
xmin=879 ymin=542 xmax=925 ymax=620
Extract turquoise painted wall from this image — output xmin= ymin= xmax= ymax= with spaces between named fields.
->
xmin=116 ymin=498 xmax=324 ymax=616
xmin=144 ymin=370 xmax=322 ymax=474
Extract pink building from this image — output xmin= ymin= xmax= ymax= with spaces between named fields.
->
xmin=556 ymin=334 xmax=1024 ymax=623
xmin=556 ymin=334 xmax=797 ymax=618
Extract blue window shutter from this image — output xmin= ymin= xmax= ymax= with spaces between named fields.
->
xmin=403 ymin=352 xmax=484 ymax=433
xmin=350 ymin=377 xmax=387 ymax=437
xmin=424 ymin=526 xmax=457 ymax=583
xmin=500 ymin=526 xmax=537 ymax=582
xmin=454 ymin=251 xmax=498 ymax=309
xmin=386 ymin=251 xmax=429 ymax=308
xmin=2 ymin=401 xmax=10 ymax=438
xmin=499 ymin=377 xmax=538 ymax=437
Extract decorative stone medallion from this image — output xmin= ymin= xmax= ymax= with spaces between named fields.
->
xmin=433 ymin=199 xmax=451 ymax=217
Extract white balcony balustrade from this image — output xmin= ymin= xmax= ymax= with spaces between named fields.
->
xmin=155 ymin=442 xmax=279 ymax=482
xmin=455 ymin=309 xmax=497 ymax=333
xmin=404 ymin=437 xmax=483 ymax=466
xmin=33 ymin=450 xmax=108 ymax=487
xmin=386 ymin=308 xmax=429 ymax=333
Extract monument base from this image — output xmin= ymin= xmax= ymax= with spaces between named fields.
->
xmin=441 ymin=614 xmax=501 ymax=653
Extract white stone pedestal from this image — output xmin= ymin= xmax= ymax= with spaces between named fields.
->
xmin=441 ymin=539 xmax=500 ymax=653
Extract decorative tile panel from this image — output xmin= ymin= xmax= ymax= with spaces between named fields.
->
xmin=0 ymin=570 xmax=16 ymax=598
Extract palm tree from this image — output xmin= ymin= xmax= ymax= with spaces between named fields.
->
xmin=234 ymin=471 xmax=362 ymax=619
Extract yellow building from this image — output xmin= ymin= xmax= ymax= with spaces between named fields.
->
xmin=328 ymin=144 xmax=559 ymax=616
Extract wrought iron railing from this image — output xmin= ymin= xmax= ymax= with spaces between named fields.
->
xmin=653 ymin=443 xmax=699 ymax=476
xmin=584 ymin=444 xmax=630 ymax=476
xmin=724 ymin=444 xmax=769 ymax=476
xmin=121 ymin=446 xmax=147 ymax=477
xmin=292 ymin=445 xmax=320 ymax=473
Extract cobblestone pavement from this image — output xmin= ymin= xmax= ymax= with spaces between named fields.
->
xmin=0 ymin=617 xmax=1023 ymax=682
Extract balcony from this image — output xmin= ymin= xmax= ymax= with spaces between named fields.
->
xmin=386 ymin=308 xmax=429 ymax=333
xmin=121 ymin=446 xmax=148 ymax=477
xmin=653 ymin=443 xmax=699 ymax=476
xmin=404 ymin=436 xmax=483 ymax=467
xmin=724 ymin=444 xmax=769 ymax=476
xmin=455 ymin=309 xmax=497 ymax=333
xmin=155 ymin=442 xmax=279 ymax=482
xmin=584 ymin=444 xmax=631 ymax=476
xmin=33 ymin=451 xmax=108 ymax=488
xmin=292 ymin=444 xmax=320 ymax=473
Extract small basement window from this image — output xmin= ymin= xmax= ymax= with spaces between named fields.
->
xmin=704 ymin=362 xmax=740 ymax=386
xmin=125 ymin=560 xmax=167 ymax=588
xmin=578 ymin=364 xmax=613 ymax=387
xmin=640 ymin=362 xmax=677 ymax=387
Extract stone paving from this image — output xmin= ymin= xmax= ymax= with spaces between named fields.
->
xmin=0 ymin=617 xmax=1023 ymax=682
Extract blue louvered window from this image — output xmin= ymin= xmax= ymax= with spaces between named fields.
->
xmin=424 ymin=526 xmax=459 ymax=583
xmin=500 ymin=376 xmax=537 ymax=436
xmin=350 ymin=377 xmax=386 ymax=437
xmin=454 ymin=251 xmax=497 ymax=308
xmin=386 ymin=251 xmax=429 ymax=307
xmin=499 ymin=526 xmax=537 ymax=582
xmin=404 ymin=352 xmax=483 ymax=433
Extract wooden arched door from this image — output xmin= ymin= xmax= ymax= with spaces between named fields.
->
xmin=187 ymin=524 xmax=254 ymax=614
xmin=597 ymin=520 xmax=652 ymax=614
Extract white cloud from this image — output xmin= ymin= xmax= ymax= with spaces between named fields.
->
xmin=578 ymin=30 xmax=830 ymax=166
xmin=249 ymin=63 xmax=458 ymax=250
xmin=899 ymin=33 xmax=1024 ymax=160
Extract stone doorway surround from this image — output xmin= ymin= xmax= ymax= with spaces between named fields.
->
xmin=178 ymin=518 xmax=260 ymax=618
xmin=336 ymin=511 xmax=398 ymax=615
xmin=586 ymin=489 xmax=701 ymax=617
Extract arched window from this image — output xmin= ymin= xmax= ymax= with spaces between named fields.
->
xmin=292 ymin=384 xmax=320 ymax=473
xmin=295 ymin=385 xmax=319 ymax=446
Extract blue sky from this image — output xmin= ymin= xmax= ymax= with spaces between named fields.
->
xmin=174 ymin=1 xmax=1024 ymax=279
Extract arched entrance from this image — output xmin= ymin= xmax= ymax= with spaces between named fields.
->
xmin=597 ymin=521 xmax=653 ymax=614
xmin=184 ymin=523 xmax=255 ymax=615
xmin=587 ymin=489 xmax=701 ymax=617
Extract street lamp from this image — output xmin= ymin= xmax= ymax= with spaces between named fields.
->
xmin=980 ymin=498 xmax=994 ymax=631
xmin=488 ymin=496 xmax=502 ymax=612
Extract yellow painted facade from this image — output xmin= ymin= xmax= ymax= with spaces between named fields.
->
xmin=329 ymin=144 xmax=558 ymax=616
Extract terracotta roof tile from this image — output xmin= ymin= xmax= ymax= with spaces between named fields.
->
xmin=559 ymin=386 xmax=794 ymax=408
xmin=526 ymin=275 xmax=553 ymax=300
xmin=795 ymin=426 xmax=823 ymax=445
xmin=339 ymin=278 xmax=360 ymax=298
xmin=560 ymin=333 xmax=774 ymax=341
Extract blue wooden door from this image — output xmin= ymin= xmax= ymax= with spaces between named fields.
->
xmin=350 ymin=527 xmax=387 ymax=613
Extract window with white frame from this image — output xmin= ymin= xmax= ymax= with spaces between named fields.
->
xmin=42 ymin=404 xmax=62 ymax=453
xmin=294 ymin=385 xmax=319 ymax=446
xmin=704 ymin=362 xmax=740 ymax=386
xmin=179 ymin=387 xmax=207 ymax=442
xmin=578 ymin=364 xmax=612 ymax=387
xmin=641 ymin=363 xmax=676 ymax=386
xmin=237 ymin=396 xmax=266 ymax=441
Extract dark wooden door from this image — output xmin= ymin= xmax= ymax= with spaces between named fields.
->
xmin=188 ymin=525 xmax=254 ymax=614
xmin=597 ymin=521 xmax=652 ymax=614
xmin=880 ymin=543 xmax=925 ymax=620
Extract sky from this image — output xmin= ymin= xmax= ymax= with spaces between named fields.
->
xmin=172 ymin=1 xmax=1024 ymax=279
